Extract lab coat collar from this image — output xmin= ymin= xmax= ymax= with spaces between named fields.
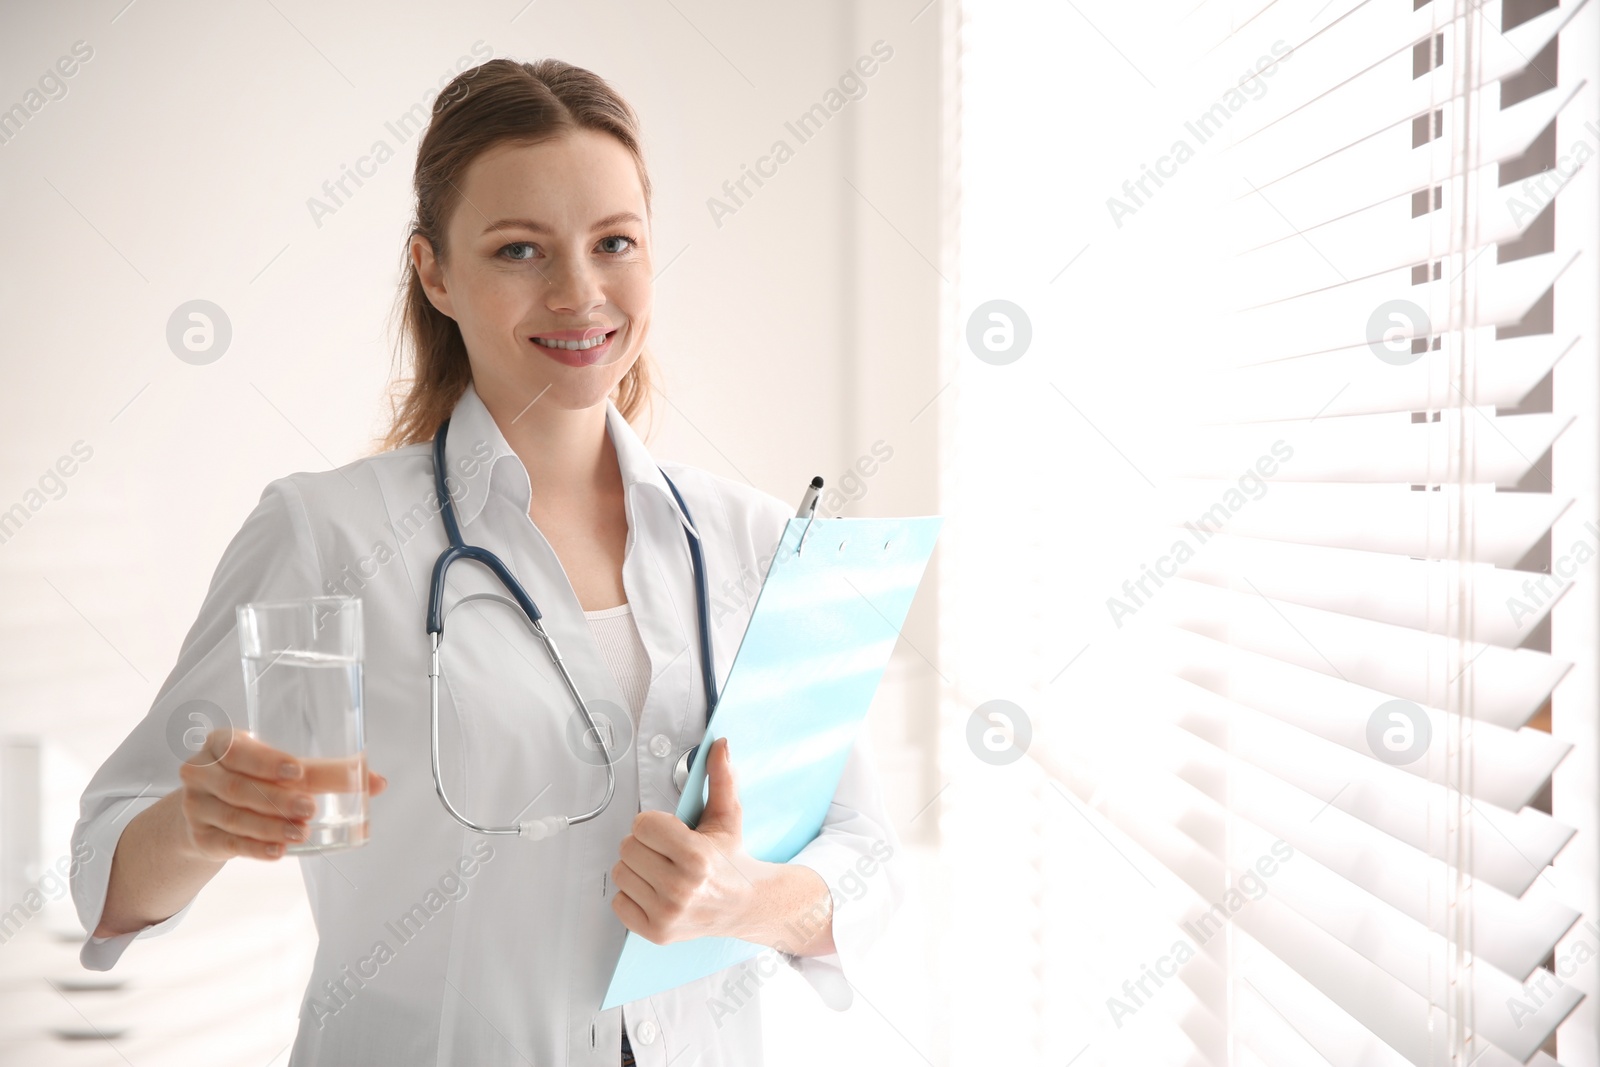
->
xmin=442 ymin=380 xmax=699 ymax=538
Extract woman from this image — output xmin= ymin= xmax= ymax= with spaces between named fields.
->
xmin=70 ymin=58 xmax=905 ymax=1066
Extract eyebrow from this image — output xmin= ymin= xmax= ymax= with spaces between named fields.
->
xmin=480 ymin=211 xmax=644 ymax=236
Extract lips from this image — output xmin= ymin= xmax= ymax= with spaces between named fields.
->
xmin=530 ymin=326 xmax=612 ymax=344
xmin=530 ymin=329 xmax=617 ymax=367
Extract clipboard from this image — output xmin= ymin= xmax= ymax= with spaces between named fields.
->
xmin=600 ymin=511 xmax=943 ymax=1010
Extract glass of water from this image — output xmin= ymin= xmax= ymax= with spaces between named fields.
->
xmin=236 ymin=597 xmax=368 ymax=853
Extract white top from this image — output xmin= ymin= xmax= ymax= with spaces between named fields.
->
xmin=583 ymin=602 xmax=651 ymax=729
xmin=70 ymin=381 xmax=906 ymax=1066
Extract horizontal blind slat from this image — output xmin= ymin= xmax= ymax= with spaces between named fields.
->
xmin=1162 ymin=483 xmax=1567 ymax=565
xmin=1158 ymin=580 xmax=1571 ymax=731
xmin=1209 ymin=334 xmax=1573 ymax=421
xmin=1172 ymin=410 xmax=1569 ymax=486
xmin=1173 ymin=533 xmax=1570 ymax=648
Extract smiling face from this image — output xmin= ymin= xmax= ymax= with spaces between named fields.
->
xmin=410 ymin=128 xmax=653 ymax=414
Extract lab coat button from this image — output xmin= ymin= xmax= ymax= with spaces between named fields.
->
xmin=635 ymin=1019 xmax=658 ymax=1045
xmin=648 ymin=734 xmax=672 ymax=758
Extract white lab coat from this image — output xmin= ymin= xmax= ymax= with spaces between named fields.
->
xmin=69 ymin=381 xmax=907 ymax=1066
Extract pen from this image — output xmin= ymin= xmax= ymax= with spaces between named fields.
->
xmin=796 ymin=476 xmax=823 ymax=517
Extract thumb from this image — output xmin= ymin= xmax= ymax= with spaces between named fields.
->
xmin=696 ymin=738 xmax=742 ymax=839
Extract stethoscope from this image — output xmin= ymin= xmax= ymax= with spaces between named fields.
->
xmin=425 ymin=415 xmax=718 ymax=840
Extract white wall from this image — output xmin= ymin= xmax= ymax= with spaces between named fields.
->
xmin=0 ymin=1 xmax=949 ymax=1063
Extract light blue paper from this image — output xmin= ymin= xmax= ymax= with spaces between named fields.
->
xmin=600 ymin=513 xmax=943 ymax=1010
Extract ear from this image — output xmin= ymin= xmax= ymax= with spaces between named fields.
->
xmin=409 ymin=233 xmax=456 ymax=321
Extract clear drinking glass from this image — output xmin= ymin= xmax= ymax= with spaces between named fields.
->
xmin=236 ymin=597 xmax=368 ymax=852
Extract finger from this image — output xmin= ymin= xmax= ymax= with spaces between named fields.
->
xmin=191 ymin=823 xmax=289 ymax=862
xmin=369 ymin=771 xmax=388 ymax=796
xmin=183 ymin=762 xmax=315 ymax=822
xmin=189 ymin=791 xmax=309 ymax=845
xmin=207 ymin=728 xmax=305 ymax=783
xmin=610 ymin=890 xmax=655 ymax=941
xmin=630 ymin=811 xmax=695 ymax=860
xmin=610 ymin=859 xmax=662 ymax=914
xmin=618 ymin=834 xmax=676 ymax=885
xmin=706 ymin=740 xmax=742 ymax=815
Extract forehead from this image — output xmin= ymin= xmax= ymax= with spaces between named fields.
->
xmin=455 ymin=129 xmax=646 ymax=230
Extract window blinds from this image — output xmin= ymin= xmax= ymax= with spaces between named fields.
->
xmin=1032 ymin=0 xmax=1596 ymax=1063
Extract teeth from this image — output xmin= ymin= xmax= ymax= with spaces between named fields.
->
xmin=533 ymin=332 xmax=610 ymax=351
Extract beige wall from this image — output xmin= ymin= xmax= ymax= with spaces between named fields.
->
xmin=0 ymin=1 xmax=950 ymax=1062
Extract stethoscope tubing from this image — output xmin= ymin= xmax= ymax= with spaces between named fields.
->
xmin=425 ymin=415 xmax=715 ymax=839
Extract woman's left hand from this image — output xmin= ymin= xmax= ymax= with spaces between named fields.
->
xmin=610 ymin=736 xmax=766 ymax=945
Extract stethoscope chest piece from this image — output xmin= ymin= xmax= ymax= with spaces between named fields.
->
xmin=672 ymin=745 xmax=698 ymax=795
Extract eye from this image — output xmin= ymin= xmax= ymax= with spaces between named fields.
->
xmin=598 ymin=234 xmax=638 ymax=255
xmin=499 ymin=242 xmax=537 ymax=261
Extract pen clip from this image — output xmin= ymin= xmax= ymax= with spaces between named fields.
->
xmin=796 ymin=509 xmax=820 ymax=556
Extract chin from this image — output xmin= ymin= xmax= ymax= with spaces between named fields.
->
xmin=536 ymin=376 xmax=629 ymax=412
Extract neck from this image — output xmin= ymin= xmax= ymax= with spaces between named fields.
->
xmin=476 ymin=389 xmax=620 ymax=501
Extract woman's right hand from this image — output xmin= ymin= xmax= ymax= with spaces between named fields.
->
xmin=176 ymin=728 xmax=387 ymax=861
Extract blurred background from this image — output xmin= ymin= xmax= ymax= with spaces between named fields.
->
xmin=2 ymin=0 xmax=1597 ymax=1065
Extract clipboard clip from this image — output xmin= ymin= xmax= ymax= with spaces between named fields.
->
xmin=795 ymin=509 xmax=844 ymax=556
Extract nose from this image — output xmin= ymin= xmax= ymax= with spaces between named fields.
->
xmin=542 ymin=249 xmax=606 ymax=316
